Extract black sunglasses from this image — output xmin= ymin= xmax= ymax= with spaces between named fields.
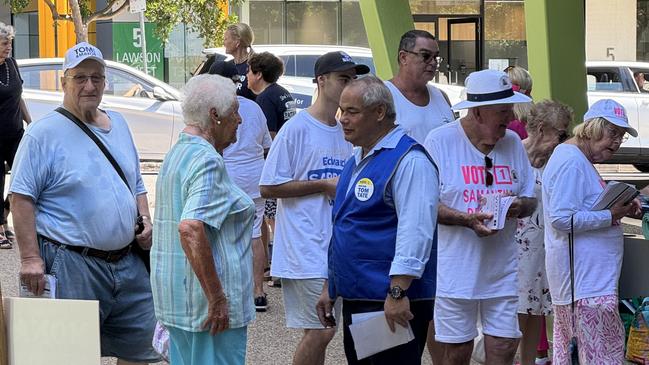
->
xmin=485 ymin=156 xmax=494 ymax=187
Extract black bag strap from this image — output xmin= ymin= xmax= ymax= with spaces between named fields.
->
xmin=569 ymin=215 xmax=576 ymax=330
xmin=56 ymin=107 xmax=132 ymax=193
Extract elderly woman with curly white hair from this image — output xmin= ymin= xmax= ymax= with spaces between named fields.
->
xmin=151 ymin=74 xmax=255 ymax=365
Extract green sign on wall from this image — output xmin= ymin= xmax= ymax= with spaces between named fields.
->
xmin=112 ymin=22 xmax=164 ymax=80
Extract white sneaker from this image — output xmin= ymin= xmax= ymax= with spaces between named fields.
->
xmin=535 ymin=357 xmax=551 ymax=365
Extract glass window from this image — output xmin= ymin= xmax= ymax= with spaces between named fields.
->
xmin=295 ymin=55 xmax=320 ymax=77
xmin=342 ymin=0 xmax=369 ymax=47
xmin=19 ymin=65 xmax=62 ymax=92
xmin=280 ymin=55 xmax=296 ymax=76
xmin=409 ymin=0 xmax=480 ymax=15
xmin=13 ymin=12 xmax=39 ymax=59
xmin=587 ymin=67 xmax=627 ymax=92
xmin=105 ymin=68 xmax=154 ymax=98
xmin=484 ymin=0 xmax=528 ymax=69
xmin=286 ymin=1 xmax=340 ymax=45
xmin=630 ymin=67 xmax=649 ymax=92
xmin=638 ymin=0 xmax=649 ymax=61
xmin=250 ymin=1 xmax=285 ymax=44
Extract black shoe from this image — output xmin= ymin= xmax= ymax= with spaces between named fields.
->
xmin=255 ymin=295 xmax=268 ymax=312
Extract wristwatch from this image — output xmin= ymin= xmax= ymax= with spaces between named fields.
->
xmin=389 ymin=285 xmax=407 ymax=300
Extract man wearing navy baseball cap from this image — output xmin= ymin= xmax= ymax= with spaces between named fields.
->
xmin=259 ymin=50 xmax=368 ymax=365
xmin=10 ymin=42 xmax=160 ymax=364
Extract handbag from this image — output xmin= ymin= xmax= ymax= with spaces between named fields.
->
xmin=55 ymin=107 xmax=150 ymax=272
xmin=568 ymin=215 xmax=580 ymax=364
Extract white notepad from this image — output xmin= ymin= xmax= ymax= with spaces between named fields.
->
xmin=349 ymin=311 xmax=414 ymax=360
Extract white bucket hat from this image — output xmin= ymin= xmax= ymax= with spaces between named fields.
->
xmin=62 ymin=42 xmax=105 ymax=72
xmin=452 ymin=69 xmax=532 ymax=110
xmin=583 ymin=98 xmax=638 ymax=137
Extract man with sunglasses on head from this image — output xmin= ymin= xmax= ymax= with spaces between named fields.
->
xmin=9 ymin=43 xmax=160 ymax=365
xmin=387 ymin=29 xmax=455 ymax=363
xmin=423 ymin=69 xmax=537 ymax=365
xmin=385 ymin=29 xmax=454 ymax=145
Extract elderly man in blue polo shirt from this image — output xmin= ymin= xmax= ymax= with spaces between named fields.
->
xmin=316 ymin=75 xmax=438 ymax=364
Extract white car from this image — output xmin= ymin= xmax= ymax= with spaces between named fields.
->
xmin=18 ymin=58 xmax=183 ymax=161
xmin=586 ymin=61 xmax=649 ymax=171
xmin=198 ymin=44 xmax=465 ymax=108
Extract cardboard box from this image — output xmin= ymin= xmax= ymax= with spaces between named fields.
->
xmin=3 ymin=298 xmax=100 ymax=365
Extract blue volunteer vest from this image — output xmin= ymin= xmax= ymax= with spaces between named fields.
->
xmin=328 ymin=134 xmax=436 ymax=301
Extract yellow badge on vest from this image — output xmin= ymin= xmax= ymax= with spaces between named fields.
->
xmin=354 ymin=178 xmax=374 ymax=201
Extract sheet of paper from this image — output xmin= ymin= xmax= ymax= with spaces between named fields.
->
xmin=349 ymin=311 xmax=414 ymax=360
xmin=592 ymin=180 xmax=638 ymax=210
xmin=19 ymin=274 xmax=56 ymax=299
xmin=480 ymin=195 xmax=516 ymax=230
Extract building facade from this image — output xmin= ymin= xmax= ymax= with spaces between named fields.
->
xmin=5 ymin=0 xmax=647 ymax=87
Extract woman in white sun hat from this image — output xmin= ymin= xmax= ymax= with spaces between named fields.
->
xmin=424 ymin=69 xmax=536 ymax=365
xmin=543 ymin=98 xmax=641 ymax=364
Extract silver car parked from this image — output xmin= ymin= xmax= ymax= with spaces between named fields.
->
xmin=18 ymin=58 xmax=183 ymax=161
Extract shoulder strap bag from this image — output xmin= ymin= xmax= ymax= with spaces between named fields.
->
xmin=55 ymin=107 xmax=150 ymax=272
xmin=568 ymin=215 xmax=579 ymax=364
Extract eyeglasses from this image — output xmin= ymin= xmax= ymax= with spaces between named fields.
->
xmin=401 ymin=49 xmax=443 ymax=64
xmin=605 ymin=126 xmax=629 ymax=143
xmin=65 ymin=74 xmax=105 ymax=85
xmin=485 ymin=156 xmax=494 ymax=187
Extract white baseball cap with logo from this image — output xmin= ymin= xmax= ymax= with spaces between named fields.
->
xmin=583 ymin=98 xmax=638 ymax=137
xmin=62 ymin=42 xmax=106 ymax=72
xmin=452 ymin=69 xmax=532 ymax=110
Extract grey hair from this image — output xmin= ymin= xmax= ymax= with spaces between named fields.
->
xmin=0 ymin=23 xmax=15 ymax=40
xmin=398 ymin=29 xmax=435 ymax=52
xmin=181 ymin=74 xmax=237 ymax=130
xmin=348 ymin=75 xmax=397 ymax=121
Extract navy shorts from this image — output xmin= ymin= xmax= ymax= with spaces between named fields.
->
xmin=40 ymin=238 xmax=161 ymax=363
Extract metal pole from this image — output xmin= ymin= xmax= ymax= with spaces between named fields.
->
xmin=139 ymin=12 xmax=148 ymax=74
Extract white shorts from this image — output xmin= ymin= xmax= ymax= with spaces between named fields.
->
xmin=282 ymin=278 xmax=341 ymax=329
xmin=434 ymin=296 xmax=521 ymax=343
xmin=252 ymin=198 xmax=264 ymax=239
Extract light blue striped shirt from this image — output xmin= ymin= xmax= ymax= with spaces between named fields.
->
xmin=151 ymin=133 xmax=256 ymax=331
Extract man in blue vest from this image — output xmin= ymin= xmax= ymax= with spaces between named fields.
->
xmin=316 ymin=75 xmax=438 ymax=364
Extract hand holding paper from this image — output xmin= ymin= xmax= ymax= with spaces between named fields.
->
xmin=479 ymin=194 xmax=516 ymax=230
xmin=349 ymin=311 xmax=415 ymax=360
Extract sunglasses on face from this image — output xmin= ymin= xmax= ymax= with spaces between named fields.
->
xmin=401 ymin=49 xmax=443 ymax=64
xmin=485 ymin=156 xmax=494 ymax=187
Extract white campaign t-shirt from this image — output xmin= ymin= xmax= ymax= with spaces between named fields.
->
xmin=260 ymin=110 xmax=353 ymax=279
xmin=223 ymin=96 xmax=272 ymax=199
xmin=542 ymin=144 xmax=620 ymax=305
xmin=385 ymin=80 xmax=455 ymax=144
xmin=424 ymin=120 xmax=535 ymax=299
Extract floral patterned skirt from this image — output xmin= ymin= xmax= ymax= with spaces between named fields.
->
xmin=516 ymin=221 xmax=552 ymax=316
xmin=552 ymin=294 xmax=625 ymax=365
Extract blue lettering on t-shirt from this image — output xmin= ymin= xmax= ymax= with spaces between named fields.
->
xmin=308 ymin=168 xmax=344 ymax=181
xmin=321 ymin=157 xmax=346 ymax=168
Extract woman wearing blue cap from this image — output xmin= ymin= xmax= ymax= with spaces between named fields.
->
xmin=542 ymin=98 xmax=641 ymax=364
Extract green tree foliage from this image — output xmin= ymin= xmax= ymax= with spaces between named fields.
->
xmin=146 ymin=0 xmax=243 ymax=47
xmin=5 ymin=0 xmax=243 ymax=46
